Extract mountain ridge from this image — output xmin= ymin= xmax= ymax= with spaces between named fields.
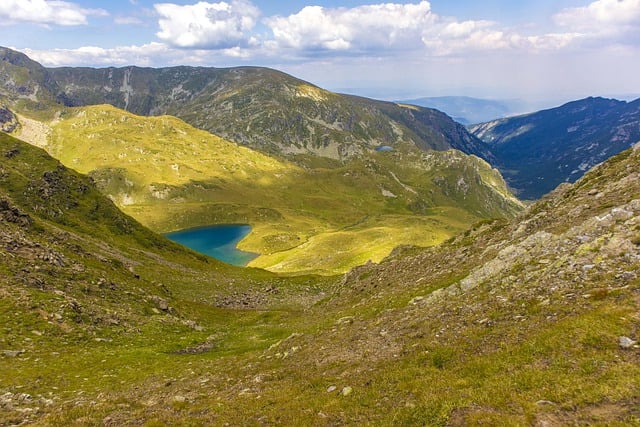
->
xmin=470 ymin=96 xmax=640 ymax=199
xmin=0 ymin=46 xmax=492 ymax=162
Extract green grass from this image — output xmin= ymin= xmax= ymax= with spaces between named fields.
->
xmin=1 ymin=134 xmax=639 ymax=426
xmin=38 ymin=104 xmax=522 ymax=274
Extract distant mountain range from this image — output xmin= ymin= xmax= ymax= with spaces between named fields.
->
xmin=470 ymin=96 xmax=640 ymax=199
xmin=398 ymin=96 xmax=526 ymax=125
xmin=3 ymin=45 xmax=639 ymax=205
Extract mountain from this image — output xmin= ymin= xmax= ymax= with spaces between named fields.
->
xmin=48 ymin=66 xmax=492 ymax=160
xmin=38 ymin=103 xmax=521 ymax=274
xmin=398 ymin=96 xmax=523 ymax=125
xmin=0 ymin=46 xmax=521 ymax=274
xmin=0 ymin=47 xmax=60 ymax=117
xmin=0 ymin=46 xmax=491 ymax=162
xmin=470 ymin=96 xmax=640 ymax=200
xmin=2 ymin=120 xmax=638 ymax=425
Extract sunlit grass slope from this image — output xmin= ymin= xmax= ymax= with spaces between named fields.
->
xmin=44 ymin=105 xmax=522 ymax=274
xmin=3 ymin=127 xmax=638 ymax=426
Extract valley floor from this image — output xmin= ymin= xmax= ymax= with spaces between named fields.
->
xmin=1 ymin=137 xmax=639 ymax=426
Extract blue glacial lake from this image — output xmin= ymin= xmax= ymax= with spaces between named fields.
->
xmin=165 ymin=224 xmax=258 ymax=266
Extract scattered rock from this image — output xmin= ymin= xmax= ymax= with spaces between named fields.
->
xmin=172 ymin=395 xmax=186 ymax=403
xmin=409 ymin=296 xmax=424 ymax=305
xmin=341 ymin=386 xmax=353 ymax=396
xmin=326 ymin=385 xmax=337 ymax=393
xmin=151 ymin=296 xmax=169 ymax=311
xmin=336 ymin=316 xmax=354 ymax=325
xmin=618 ymin=336 xmax=637 ymax=349
xmin=2 ymin=349 xmax=24 ymax=357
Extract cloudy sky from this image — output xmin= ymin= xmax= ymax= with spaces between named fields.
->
xmin=1 ymin=0 xmax=639 ymax=104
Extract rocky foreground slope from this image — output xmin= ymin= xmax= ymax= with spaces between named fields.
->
xmin=1 ymin=128 xmax=639 ymax=424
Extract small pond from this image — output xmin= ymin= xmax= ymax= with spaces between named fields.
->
xmin=164 ymin=224 xmax=258 ymax=267
xmin=376 ymin=145 xmax=394 ymax=152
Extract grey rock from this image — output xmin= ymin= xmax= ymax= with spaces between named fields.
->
xmin=618 ymin=336 xmax=637 ymax=349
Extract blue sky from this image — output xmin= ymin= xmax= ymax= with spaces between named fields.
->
xmin=1 ymin=0 xmax=639 ymax=104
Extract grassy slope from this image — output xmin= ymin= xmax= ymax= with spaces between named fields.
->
xmin=42 ymin=104 xmax=521 ymax=275
xmin=0 ymin=133 xmax=331 ymax=426
xmin=3 ymin=128 xmax=638 ymax=426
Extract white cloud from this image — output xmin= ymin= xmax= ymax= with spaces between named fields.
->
xmin=22 ymin=43 xmax=172 ymax=67
xmin=19 ymin=42 xmax=258 ymax=68
xmin=262 ymin=1 xmax=583 ymax=58
xmin=114 ymin=16 xmax=144 ymax=25
xmin=554 ymin=0 xmax=640 ymax=31
xmin=264 ymin=1 xmax=435 ymax=52
xmin=0 ymin=0 xmax=107 ymax=26
xmin=154 ymin=0 xmax=260 ymax=49
xmin=550 ymin=0 xmax=640 ymax=50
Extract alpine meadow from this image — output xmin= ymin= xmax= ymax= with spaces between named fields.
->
xmin=1 ymin=1 xmax=640 ymax=423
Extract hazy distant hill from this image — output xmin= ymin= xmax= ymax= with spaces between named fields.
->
xmin=470 ymin=96 xmax=640 ymax=199
xmin=398 ymin=96 xmax=523 ymax=125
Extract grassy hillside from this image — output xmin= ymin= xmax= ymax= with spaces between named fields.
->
xmin=48 ymin=64 xmax=492 ymax=161
xmin=0 ymin=47 xmax=492 ymax=162
xmin=0 ymin=133 xmax=331 ymax=426
xmin=39 ymin=104 xmax=522 ymax=275
xmin=2 ymin=120 xmax=638 ymax=426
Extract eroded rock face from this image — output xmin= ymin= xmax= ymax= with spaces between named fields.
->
xmin=0 ymin=198 xmax=32 ymax=227
xmin=0 ymin=106 xmax=18 ymax=133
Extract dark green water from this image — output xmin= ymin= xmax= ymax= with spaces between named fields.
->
xmin=164 ymin=224 xmax=258 ymax=266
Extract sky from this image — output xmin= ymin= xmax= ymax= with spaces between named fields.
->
xmin=1 ymin=0 xmax=639 ymax=105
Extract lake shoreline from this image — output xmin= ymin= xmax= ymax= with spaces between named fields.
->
xmin=164 ymin=224 xmax=259 ymax=267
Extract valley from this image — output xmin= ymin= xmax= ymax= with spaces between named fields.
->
xmin=1 ymin=129 xmax=638 ymax=426
xmin=1 ymin=45 xmax=639 ymax=426
xmin=471 ymin=97 xmax=640 ymax=200
xmin=13 ymin=103 xmax=520 ymax=275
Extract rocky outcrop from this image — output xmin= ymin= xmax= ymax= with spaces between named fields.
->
xmin=0 ymin=106 xmax=18 ymax=133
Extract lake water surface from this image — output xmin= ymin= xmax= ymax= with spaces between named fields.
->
xmin=165 ymin=224 xmax=258 ymax=266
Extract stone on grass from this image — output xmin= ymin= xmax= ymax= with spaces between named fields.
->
xmin=618 ymin=336 xmax=637 ymax=349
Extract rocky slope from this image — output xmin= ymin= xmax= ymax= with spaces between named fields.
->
xmin=2 ymin=115 xmax=638 ymax=425
xmin=0 ymin=46 xmax=491 ymax=161
xmin=470 ymin=96 xmax=640 ymax=199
